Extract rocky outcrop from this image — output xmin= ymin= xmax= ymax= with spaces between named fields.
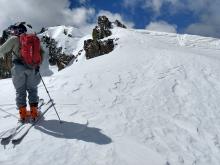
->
xmin=92 ymin=26 xmax=112 ymax=41
xmin=84 ymin=39 xmax=100 ymax=59
xmin=84 ymin=15 xmax=126 ymax=59
xmin=0 ymin=53 xmax=12 ymax=79
xmin=41 ymin=36 xmax=75 ymax=71
xmin=99 ymin=39 xmax=115 ymax=54
xmin=114 ymin=20 xmax=127 ymax=28
xmin=84 ymin=39 xmax=114 ymax=59
xmin=0 ymin=30 xmax=12 ymax=79
xmin=0 ymin=37 xmax=3 ymax=45
xmin=39 ymin=27 xmax=47 ymax=34
xmin=98 ymin=15 xmax=112 ymax=29
xmin=92 ymin=16 xmax=112 ymax=41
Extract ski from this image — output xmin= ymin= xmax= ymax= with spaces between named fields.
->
xmin=11 ymin=100 xmax=54 ymax=144
xmin=0 ymin=99 xmax=44 ymax=142
xmin=0 ymin=122 xmax=24 ymax=140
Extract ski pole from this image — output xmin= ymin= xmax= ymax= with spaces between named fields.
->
xmin=39 ymin=73 xmax=62 ymax=123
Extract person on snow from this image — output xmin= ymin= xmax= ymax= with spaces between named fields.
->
xmin=0 ymin=23 xmax=43 ymax=121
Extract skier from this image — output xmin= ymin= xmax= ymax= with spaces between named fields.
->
xmin=0 ymin=23 xmax=43 ymax=121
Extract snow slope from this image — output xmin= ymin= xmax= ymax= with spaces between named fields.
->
xmin=1 ymin=27 xmax=220 ymax=165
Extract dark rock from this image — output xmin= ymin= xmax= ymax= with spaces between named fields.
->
xmin=39 ymin=27 xmax=46 ymax=34
xmin=92 ymin=26 xmax=99 ymax=41
xmin=0 ymin=53 xmax=12 ymax=79
xmin=0 ymin=37 xmax=3 ymax=45
xmin=0 ymin=30 xmax=12 ymax=79
xmin=1 ymin=30 xmax=10 ymax=44
xmin=48 ymin=58 xmax=57 ymax=66
xmin=84 ymin=39 xmax=100 ymax=59
xmin=92 ymin=25 xmax=112 ymax=40
xmin=98 ymin=16 xmax=112 ymax=30
xmin=84 ymin=15 xmax=121 ymax=60
xmin=64 ymin=29 xmax=68 ymax=35
xmin=84 ymin=39 xmax=114 ymax=59
xmin=99 ymin=39 xmax=114 ymax=55
xmin=92 ymin=15 xmax=112 ymax=40
xmin=68 ymin=34 xmax=73 ymax=37
xmin=114 ymin=20 xmax=127 ymax=28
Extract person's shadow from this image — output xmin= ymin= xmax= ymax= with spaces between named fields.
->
xmin=34 ymin=119 xmax=112 ymax=145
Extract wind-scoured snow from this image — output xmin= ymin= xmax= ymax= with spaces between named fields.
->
xmin=1 ymin=27 xmax=220 ymax=165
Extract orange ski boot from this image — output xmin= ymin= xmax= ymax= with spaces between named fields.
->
xmin=19 ymin=106 xmax=27 ymax=122
xmin=30 ymin=106 xmax=39 ymax=121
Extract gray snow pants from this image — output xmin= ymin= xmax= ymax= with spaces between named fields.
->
xmin=11 ymin=64 xmax=41 ymax=108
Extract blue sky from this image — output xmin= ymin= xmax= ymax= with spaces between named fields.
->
xmin=0 ymin=0 xmax=219 ymax=38
xmin=69 ymin=0 xmax=220 ymax=37
xmin=70 ymin=0 xmax=154 ymax=28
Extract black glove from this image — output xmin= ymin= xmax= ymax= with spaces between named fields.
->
xmin=35 ymin=66 xmax=40 ymax=73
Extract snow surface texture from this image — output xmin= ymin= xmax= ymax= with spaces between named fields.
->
xmin=1 ymin=26 xmax=220 ymax=165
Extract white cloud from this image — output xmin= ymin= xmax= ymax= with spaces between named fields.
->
xmin=148 ymin=0 xmax=164 ymax=12
xmin=0 ymin=0 xmax=95 ymax=34
xmin=97 ymin=10 xmax=135 ymax=28
xmin=123 ymin=0 xmax=142 ymax=8
xmin=62 ymin=7 xmax=95 ymax=26
xmin=145 ymin=21 xmax=177 ymax=33
xmin=79 ymin=0 xmax=90 ymax=4
xmin=185 ymin=23 xmax=219 ymax=38
xmin=123 ymin=0 xmax=178 ymax=13
xmin=123 ymin=0 xmax=220 ymax=37
xmin=185 ymin=0 xmax=220 ymax=37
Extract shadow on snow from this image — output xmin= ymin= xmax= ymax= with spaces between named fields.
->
xmin=34 ymin=119 xmax=112 ymax=145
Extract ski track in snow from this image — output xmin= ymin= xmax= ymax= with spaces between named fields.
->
xmin=1 ymin=27 xmax=220 ymax=165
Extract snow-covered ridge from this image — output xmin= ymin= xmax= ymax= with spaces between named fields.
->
xmin=1 ymin=27 xmax=220 ymax=165
xmin=39 ymin=25 xmax=89 ymax=55
xmin=131 ymin=28 xmax=220 ymax=50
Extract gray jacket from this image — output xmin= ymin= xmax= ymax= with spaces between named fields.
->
xmin=0 ymin=36 xmax=20 ymax=61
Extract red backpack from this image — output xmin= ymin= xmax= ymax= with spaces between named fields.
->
xmin=19 ymin=34 xmax=42 ymax=68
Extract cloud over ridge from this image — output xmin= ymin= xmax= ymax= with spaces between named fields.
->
xmin=0 ymin=0 xmax=95 ymax=33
